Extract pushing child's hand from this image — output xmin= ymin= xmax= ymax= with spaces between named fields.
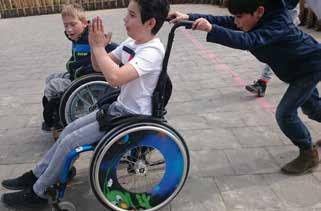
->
xmin=89 ymin=16 xmax=110 ymax=48
xmin=192 ymin=18 xmax=212 ymax=32
xmin=167 ymin=11 xmax=189 ymax=24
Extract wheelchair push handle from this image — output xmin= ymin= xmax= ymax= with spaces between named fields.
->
xmin=166 ymin=18 xmax=194 ymax=31
xmin=173 ymin=20 xmax=194 ymax=29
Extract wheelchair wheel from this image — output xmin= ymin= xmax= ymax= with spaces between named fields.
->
xmin=52 ymin=201 xmax=76 ymax=211
xmin=59 ymin=74 xmax=116 ymax=127
xmin=90 ymin=119 xmax=190 ymax=211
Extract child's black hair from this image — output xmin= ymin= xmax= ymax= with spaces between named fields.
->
xmin=134 ymin=0 xmax=170 ymax=35
xmin=226 ymin=0 xmax=285 ymax=15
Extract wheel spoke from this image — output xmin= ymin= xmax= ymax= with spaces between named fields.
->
xmin=85 ymin=85 xmax=98 ymax=104
xmin=147 ymin=159 xmax=165 ymax=166
xmin=75 ymin=93 xmax=92 ymax=107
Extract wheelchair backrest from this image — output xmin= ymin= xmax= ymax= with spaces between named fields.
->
xmin=152 ymin=72 xmax=172 ymax=118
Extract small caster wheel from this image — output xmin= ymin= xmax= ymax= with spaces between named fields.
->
xmin=52 ymin=201 xmax=76 ymax=211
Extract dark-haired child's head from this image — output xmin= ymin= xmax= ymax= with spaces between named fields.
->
xmin=134 ymin=0 xmax=170 ymax=34
xmin=124 ymin=0 xmax=169 ymax=41
xmin=225 ymin=0 xmax=267 ymax=31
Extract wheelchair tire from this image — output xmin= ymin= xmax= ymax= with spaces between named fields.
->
xmin=52 ymin=201 xmax=76 ymax=211
xmin=59 ymin=74 xmax=116 ymax=127
xmin=89 ymin=119 xmax=190 ymax=211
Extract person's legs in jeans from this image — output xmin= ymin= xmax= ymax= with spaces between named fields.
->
xmin=33 ymin=115 xmax=105 ymax=198
xmin=301 ymin=88 xmax=321 ymax=122
xmin=33 ymin=111 xmax=98 ymax=177
xmin=276 ymin=76 xmax=321 ymax=174
xmin=1 ymin=111 xmax=105 ymax=207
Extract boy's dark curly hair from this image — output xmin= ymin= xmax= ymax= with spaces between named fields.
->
xmin=225 ymin=0 xmax=285 ymax=15
xmin=134 ymin=0 xmax=170 ymax=35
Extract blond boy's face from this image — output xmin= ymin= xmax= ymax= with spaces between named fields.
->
xmin=62 ymin=15 xmax=88 ymax=41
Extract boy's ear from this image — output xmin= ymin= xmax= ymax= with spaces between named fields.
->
xmin=145 ymin=17 xmax=156 ymax=31
xmin=81 ymin=19 xmax=89 ymax=26
xmin=255 ymin=6 xmax=265 ymax=19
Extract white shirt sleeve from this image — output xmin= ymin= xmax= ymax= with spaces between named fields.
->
xmin=110 ymin=43 xmax=123 ymax=61
xmin=110 ymin=38 xmax=132 ymax=61
xmin=129 ymin=47 xmax=163 ymax=77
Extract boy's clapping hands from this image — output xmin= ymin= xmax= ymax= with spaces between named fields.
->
xmin=89 ymin=16 xmax=112 ymax=48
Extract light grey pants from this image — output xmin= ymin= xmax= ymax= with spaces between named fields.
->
xmin=260 ymin=65 xmax=274 ymax=81
xmin=32 ymin=102 xmax=132 ymax=198
xmin=44 ymin=72 xmax=72 ymax=100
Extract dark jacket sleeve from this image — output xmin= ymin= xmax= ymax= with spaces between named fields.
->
xmin=188 ymin=13 xmax=238 ymax=30
xmin=206 ymin=24 xmax=286 ymax=50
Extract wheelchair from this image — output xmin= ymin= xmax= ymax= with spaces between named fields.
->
xmin=58 ymin=73 xmax=119 ymax=127
xmin=43 ymin=43 xmax=119 ymax=131
xmin=48 ymin=20 xmax=193 ymax=211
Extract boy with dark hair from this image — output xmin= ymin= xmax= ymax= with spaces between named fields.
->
xmin=169 ymin=0 xmax=321 ymax=175
xmin=42 ymin=3 xmax=117 ymax=133
xmin=1 ymin=0 xmax=169 ymax=208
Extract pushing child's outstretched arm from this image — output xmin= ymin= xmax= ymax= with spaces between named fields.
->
xmin=168 ymin=9 xmax=286 ymax=51
xmin=168 ymin=11 xmax=237 ymax=30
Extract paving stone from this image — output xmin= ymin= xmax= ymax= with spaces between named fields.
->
xmin=170 ymin=176 xmax=226 ymax=211
xmin=264 ymin=173 xmax=321 ymax=209
xmin=181 ymin=128 xmax=240 ymax=150
xmin=225 ymin=148 xmax=280 ymax=175
xmin=190 ymin=149 xmax=234 ymax=177
xmin=231 ymin=126 xmax=285 ymax=147
xmin=215 ymin=175 xmax=282 ymax=210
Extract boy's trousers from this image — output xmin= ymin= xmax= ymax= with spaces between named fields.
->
xmin=276 ymin=72 xmax=321 ymax=149
xmin=32 ymin=102 xmax=132 ymax=198
xmin=44 ymin=72 xmax=72 ymax=100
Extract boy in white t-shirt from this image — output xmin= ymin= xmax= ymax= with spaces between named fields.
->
xmin=1 ymin=0 xmax=169 ymax=208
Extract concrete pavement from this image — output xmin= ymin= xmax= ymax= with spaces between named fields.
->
xmin=1 ymin=4 xmax=321 ymax=211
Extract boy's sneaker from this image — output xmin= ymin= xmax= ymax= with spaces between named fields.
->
xmin=41 ymin=121 xmax=52 ymax=132
xmin=245 ymin=79 xmax=267 ymax=97
xmin=1 ymin=188 xmax=48 ymax=208
xmin=2 ymin=171 xmax=37 ymax=190
xmin=2 ymin=168 xmax=76 ymax=190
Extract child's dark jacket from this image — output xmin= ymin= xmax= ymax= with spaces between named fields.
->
xmin=65 ymin=27 xmax=117 ymax=80
xmin=188 ymin=6 xmax=321 ymax=83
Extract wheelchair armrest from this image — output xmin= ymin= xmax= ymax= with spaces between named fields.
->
xmin=109 ymin=114 xmax=166 ymax=128
xmin=97 ymin=89 xmax=121 ymax=108
xmin=109 ymin=115 xmax=147 ymax=126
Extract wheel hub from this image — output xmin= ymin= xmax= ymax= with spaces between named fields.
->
xmin=134 ymin=160 xmax=148 ymax=176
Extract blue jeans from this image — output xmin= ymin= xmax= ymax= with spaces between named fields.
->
xmin=32 ymin=102 xmax=133 ymax=198
xmin=276 ymin=73 xmax=321 ymax=150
